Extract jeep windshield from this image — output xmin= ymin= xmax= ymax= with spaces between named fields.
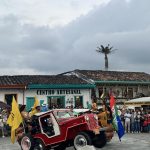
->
xmin=53 ymin=109 xmax=74 ymax=119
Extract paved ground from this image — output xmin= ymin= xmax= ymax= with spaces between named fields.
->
xmin=0 ymin=133 xmax=149 ymax=150
xmin=101 ymin=133 xmax=150 ymax=150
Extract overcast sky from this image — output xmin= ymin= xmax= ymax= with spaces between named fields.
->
xmin=0 ymin=0 xmax=150 ymax=75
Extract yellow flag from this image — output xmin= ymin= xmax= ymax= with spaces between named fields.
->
xmin=29 ymin=109 xmax=37 ymax=117
xmin=7 ymin=112 xmax=13 ymax=127
xmin=7 ymin=96 xmax=23 ymax=143
xmin=29 ymin=97 xmax=39 ymax=117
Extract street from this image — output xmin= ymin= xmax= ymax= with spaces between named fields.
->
xmin=0 ymin=133 xmax=149 ymax=150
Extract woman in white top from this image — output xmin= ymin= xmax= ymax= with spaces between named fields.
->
xmin=124 ymin=110 xmax=131 ymax=133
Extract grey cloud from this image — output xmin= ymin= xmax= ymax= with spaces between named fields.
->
xmin=60 ymin=0 xmax=150 ymax=72
xmin=20 ymin=25 xmax=61 ymax=51
xmin=0 ymin=0 xmax=150 ymax=75
xmin=64 ymin=0 xmax=150 ymax=35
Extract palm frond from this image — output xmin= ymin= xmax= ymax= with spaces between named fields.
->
xmin=96 ymin=47 xmax=103 ymax=53
xmin=101 ymin=45 xmax=105 ymax=49
xmin=96 ymin=44 xmax=117 ymax=54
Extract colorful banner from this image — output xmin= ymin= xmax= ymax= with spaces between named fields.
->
xmin=110 ymin=95 xmax=125 ymax=140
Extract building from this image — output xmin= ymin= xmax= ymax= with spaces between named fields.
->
xmin=0 ymin=74 xmax=95 ymax=110
xmin=124 ymin=97 xmax=150 ymax=110
xmin=71 ymin=70 xmax=150 ymax=105
xmin=0 ymin=69 xmax=150 ymax=110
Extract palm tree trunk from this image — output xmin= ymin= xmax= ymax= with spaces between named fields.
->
xmin=105 ymin=54 xmax=108 ymax=71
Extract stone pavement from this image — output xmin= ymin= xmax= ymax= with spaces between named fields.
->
xmin=101 ymin=133 xmax=150 ymax=150
xmin=0 ymin=133 xmax=150 ymax=150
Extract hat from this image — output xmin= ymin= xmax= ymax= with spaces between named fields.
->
xmin=42 ymin=102 xmax=47 ymax=106
xmin=35 ymin=105 xmax=41 ymax=109
xmin=19 ymin=105 xmax=26 ymax=112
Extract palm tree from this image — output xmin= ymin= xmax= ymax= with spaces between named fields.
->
xmin=96 ymin=44 xmax=116 ymax=71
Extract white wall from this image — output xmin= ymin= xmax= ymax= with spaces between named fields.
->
xmin=25 ymin=89 xmax=92 ymax=108
xmin=0 ymin=89 xmax=24 ymax=104
xmin=0 ymin=88 xmax=92 ymax=108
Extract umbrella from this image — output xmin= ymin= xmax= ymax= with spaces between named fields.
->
xmin=0 ymin=101 xmax=11 ymax=109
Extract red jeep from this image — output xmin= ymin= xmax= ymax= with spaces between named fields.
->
xmin=20 ymin=110 xmax=108 ymax=150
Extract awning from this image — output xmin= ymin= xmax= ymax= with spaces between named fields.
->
xmin=124 ymin=97 xmax=150 ymax=106
xmin=28 ymin=84 xmax=95 ymax=89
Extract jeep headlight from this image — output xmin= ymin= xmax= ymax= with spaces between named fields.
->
xmin=84 ymin=115 xmax=89 ymax=121
xmin=94 ymin=114 xmax=98 ymax=120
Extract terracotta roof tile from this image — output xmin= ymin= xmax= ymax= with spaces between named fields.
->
xmin=74 ymin=70 xmax=150 ymax=81
xmin=0 ymin=75 xmax=88 ymax=86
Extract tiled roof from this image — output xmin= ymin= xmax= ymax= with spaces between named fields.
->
xmin=74 ymin=69 xmax=150 ymax=81
xmin=0 ymin=70 xmax=150 ymax=87
xmin=0 ymin=75 xmax=89 ymax=86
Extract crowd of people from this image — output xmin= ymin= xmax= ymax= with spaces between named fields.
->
xmin=0 ymin=103 xmax=42 ymax=138
xmin=90 ymin=100 xmax=150 ymax=134
xmin=0 ymin=101 xmax=150 ymax=139
xmin=120 ymin=108 xmax=150 ymax=133
xmin=0 ymin=108 xmax=10 ymax=137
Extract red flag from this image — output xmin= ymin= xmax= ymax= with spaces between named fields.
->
xmin=110 ymin=95 xmax=115 ymax=109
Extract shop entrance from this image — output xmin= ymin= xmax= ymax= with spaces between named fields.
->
xmin=26 ymin=97 xmax=35 ymax=111
xmin=26 ymin=97 xmax=44 ymax=111
xmin=47 ymin=96 xmax=65 ymax=109
xmin=74 ymin=96 xmax=83 ymax=108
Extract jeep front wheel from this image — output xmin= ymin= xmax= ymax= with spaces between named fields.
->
xmin=74 ymin=132 xmax=92 ymax=150
xmin=34 ymin=139 xmax=48 ymax=150
xmin=92 ymin=131 xmax=107 ymax=148
xmin=20 ymin=134 xmax=34 ymax=150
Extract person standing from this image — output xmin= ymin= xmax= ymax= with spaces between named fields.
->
xmin=134 ymin=110 xmax=141 ymax=133
xmin=124 ymin=110 xmax=131 ymax=133
xmin=140 ymin=110 xmax=145 ymax=132
xmin=120 ymin=111 xmax=125 ymax=128
xmin=41 ymin=103 xmax=48 ymax=112
xmin=130 ymin=110 xmax=135 ymax=133
xmin=91 ymin=102 xmax=98 ymax=114
xmin=29 ymin=105 xmax=41 ymax=117
xmin=148 ymin=113 xmax=150 ymax=133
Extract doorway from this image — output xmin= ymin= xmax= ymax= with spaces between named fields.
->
xmin=74 ymin=96 xmax=83 ymax=108
xmin=47 ymin=96 xmax=65 ymax=109
xmin=5 ymin=94 xmax=17 ymax=105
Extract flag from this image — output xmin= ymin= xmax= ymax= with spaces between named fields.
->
xmin=110 ymin=95 xmax=124 ymax=141
xmin=100 ymin=92 xmax=107 ymax=111
xmin=29 ymin=96 xmax=40 ymax=117
xmin=7 ymin=96 xmax=23 ymax=143
xmin=100 ymin=93 xmax=105 ymax=99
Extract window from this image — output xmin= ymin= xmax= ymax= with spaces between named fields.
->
xmin=47 ymin=96 xmax=65 ymax=109
xmin=26 ymin=97 xmax=35 ymax=111
xmin=40 ymin=115 xmax=55 ymax=136
xmin=74 ymin=96 xmax=83 ymax=108
xmin=5 ymin=94 xmax=17 ymax=105
xmin=53 ymin=110 xmax=74 ymax=119
xmin=128 ymin=88 xmax=133 ymax=98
